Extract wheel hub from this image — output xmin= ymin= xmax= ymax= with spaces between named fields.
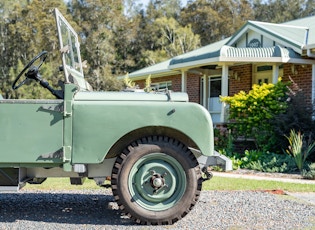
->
xmin=152 ymin=176 xmax=163 ymax=188
xmin=150 ymin=173 xmax=165 ymax=190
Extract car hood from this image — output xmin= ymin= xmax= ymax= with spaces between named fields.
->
xmin=74 ymin=91 xmax=189 ymax=102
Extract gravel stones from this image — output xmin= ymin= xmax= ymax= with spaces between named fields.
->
xmin=0 ymin=189 xmax=314 ymax=229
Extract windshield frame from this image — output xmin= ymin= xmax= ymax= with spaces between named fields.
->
xmin=55 ymin=8 xmax=84 ymax=84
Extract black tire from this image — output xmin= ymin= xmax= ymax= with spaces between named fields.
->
xmin=111 ymin=136 xmax=203 ymax=225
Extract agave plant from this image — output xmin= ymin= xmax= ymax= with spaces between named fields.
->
xmin=285 ymin=130 xmax=315 ymax=173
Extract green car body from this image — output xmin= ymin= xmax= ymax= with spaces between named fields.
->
xmin=0 ymin=87 xmax=213 ymax=166
xmin=0 ymin=8 xmax=214 ymax=225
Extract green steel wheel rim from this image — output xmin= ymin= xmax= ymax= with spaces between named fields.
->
xmin=128 ymin=152 xmax=187 ymax=211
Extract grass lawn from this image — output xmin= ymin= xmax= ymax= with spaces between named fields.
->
xmin=24 ymin=176 xmax=315 ymax=193
xmin=203 ymin=176 xmax=315 ymax=192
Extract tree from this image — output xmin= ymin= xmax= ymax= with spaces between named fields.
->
xmin=180 ymin=0 xmax=253 ymax=46
xmin=1 ymin=0 xmax=67 ymax=99
xmin=253 ymin=0 xmax=315 ymax=23
xmin=146 ymin=0 xmax=182 ymax=20
xmin=144 ymin=17 xmax=201 ymax=65
xmin=69 ymin=0 xmax=127 ymax=90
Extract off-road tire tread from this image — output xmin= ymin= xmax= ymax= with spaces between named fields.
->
xmin=111 ymin=135 xmax=203 ymax=225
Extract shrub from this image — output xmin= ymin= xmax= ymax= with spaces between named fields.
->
xmin=285 ymin=129 xmax=315 ymax=173
xmin=214 ymin=126 xmax=233 ymax=154
xmin=245 ymin=152 xmax=297 ymax=173
xmin=221 ymin=149 xmax=297 ymax=173
xmin=271 ymin=78 xmax=315 ymax=156
xmin=220 ymin=80 xmax=288 ymax=151
xmin=302 ymin=163 xmax=315 ymax=180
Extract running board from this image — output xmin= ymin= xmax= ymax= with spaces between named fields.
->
xmin=0 ymin=168 xmax=26 ymax=192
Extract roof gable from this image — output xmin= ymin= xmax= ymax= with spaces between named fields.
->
xmin=226 ymin=21 xmax=309 ymax=53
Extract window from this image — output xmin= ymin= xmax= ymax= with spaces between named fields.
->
xmin=151 ymin=81 xmax=172 ymax=92
xmin=254 ymin=65 xmax=283 ymax=84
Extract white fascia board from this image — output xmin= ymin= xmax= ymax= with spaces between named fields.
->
xmin=286 ymin=58 xmax=315 ymax=64
xmin=124 ymin=70 xmax=180 ymax=81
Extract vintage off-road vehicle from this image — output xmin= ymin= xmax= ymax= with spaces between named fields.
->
xmin=0 ymin=9 xmax=215 ymax=225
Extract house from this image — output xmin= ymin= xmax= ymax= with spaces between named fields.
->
xmin=127 ymin=16 xmax=315 ymax=124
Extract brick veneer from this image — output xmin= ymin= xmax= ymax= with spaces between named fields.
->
xmin=229 ymin=64 xmax=253 ymax=95
xmin=134 ymin=74 xmax=201 ymax=103
xmin=282 ymin=64 xmax=313 ymax=105
xmin=134 ymin=63 xmax=313 ymax=104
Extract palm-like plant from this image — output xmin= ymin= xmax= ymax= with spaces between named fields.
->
xmin=285 ymin=130 xmax=315 ymax=173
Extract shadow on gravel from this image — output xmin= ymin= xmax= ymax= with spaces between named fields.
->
xmin=0 ymin=191 xmax=136 ymax=226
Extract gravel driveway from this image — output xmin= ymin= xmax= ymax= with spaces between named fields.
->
xmin=0 ymin=189 xmax=314 ymax=229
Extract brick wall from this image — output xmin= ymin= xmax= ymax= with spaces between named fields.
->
xmin=135 ymin=74 xmax=201 ymax=103
xmin=282 ymin=64 xmax=313 ymax=105
xmin=186 ymin=73 xmax=201 ymax=103
xmin=229 ymin=64 xmax=253 ymax=96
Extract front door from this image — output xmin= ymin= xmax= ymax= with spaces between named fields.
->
xmin=208 ymin=77 xmax=222 ymax=123
xmin=254 ymin=65 xmax=283 ymax=84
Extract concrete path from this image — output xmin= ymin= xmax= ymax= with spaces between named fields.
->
xmin=212 ymin=171 xmax=315 ymax=206
xmin=212 ymin=171 xmax=315 ymax=184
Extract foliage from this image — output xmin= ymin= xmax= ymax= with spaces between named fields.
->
xmin=180 ymin=0 xmax=254 ymax=46
xmin=144 ymin=75 xmax=152 ymax=92
xmin=245 ymin=152 xmax=297 ymax=173
xmin=253 ymin=0 xmax=315 ymax=23
xmin=143 ymin=16 xmax=201 ymax=65
xmin=271 ymin=78 xmax=315 ymax=157
xmin=214 ymin=126 xmax=233 ymax=153
xmin=285 ymin=130 xmax=315 ymax=173
xmin=123 ymin=74 xmax=136 ymax=89
xmin=221 ymin=149 xmax=297 ymax=173
xmin=302 ymin=163 xmax=315 ymax=180
xmin=220 ymin=80 xmax=289 ymax=151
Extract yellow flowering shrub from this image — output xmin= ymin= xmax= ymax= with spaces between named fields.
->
xmin=220 ymin=80 xmax=289 ymax=150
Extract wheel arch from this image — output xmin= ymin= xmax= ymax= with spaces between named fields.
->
xmin=105 ymin=126 xmax=198 ymax=159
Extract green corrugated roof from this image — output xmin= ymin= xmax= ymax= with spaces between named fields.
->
xmin=282 ymin=15 xmax=315 ymax=45
xmin=128 ymin=59 xmax=179 ymax=79
xmin=170 ymin=38 xmax=229 ymax=66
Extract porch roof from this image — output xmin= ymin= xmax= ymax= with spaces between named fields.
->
xmin=126 ymin=59 xmax=180 ymax=80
